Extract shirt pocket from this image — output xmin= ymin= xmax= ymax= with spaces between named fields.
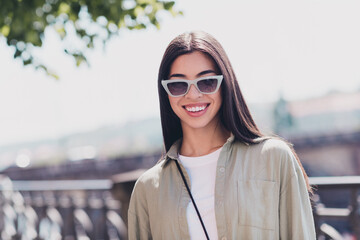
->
xmin=237 ymin=179 xmax=279 ymax=231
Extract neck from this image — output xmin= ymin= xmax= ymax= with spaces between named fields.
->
xmin=180 ymin=119 xmax=230 ymax=157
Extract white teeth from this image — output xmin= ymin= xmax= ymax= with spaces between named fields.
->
xmin=186 ymin=105 xmax=206 ymax=112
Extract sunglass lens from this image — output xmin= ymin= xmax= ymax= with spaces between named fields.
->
xmin=167 ymin=82 xmax=188 ymax=96
xmin=197 ymin=78 xmax=218 ymax=93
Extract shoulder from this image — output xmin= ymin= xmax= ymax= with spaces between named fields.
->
xmin=232 ymin=137 xmax=294 ymax=159
xmin=129 ymin=159 xmax=166 ymax=210
xmin=134 ymin=159 xmax=165 ymax=190
xmin=231 ymin=137 xmax=299 ymax=177
xmin=255 ymin=137 xmax=301 ymax=177
xmin=259 ymin=137 xmax=294 ymax=157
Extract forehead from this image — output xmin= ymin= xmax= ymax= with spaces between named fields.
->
xmin=169 ymin=51 xmax=217 ymax=76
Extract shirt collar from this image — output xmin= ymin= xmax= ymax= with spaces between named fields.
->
xmin=162 ymin=133 xmax=235 ymax=167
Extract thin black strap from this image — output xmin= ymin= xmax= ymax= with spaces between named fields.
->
xmin=174 ymin=160 xmax=210 ymax=240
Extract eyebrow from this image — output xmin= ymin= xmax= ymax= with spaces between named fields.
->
xmin=169 ymin=69 xmax=217 ymax=79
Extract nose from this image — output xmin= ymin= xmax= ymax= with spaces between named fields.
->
xmin=185 ymin=84 xmax=202 ymax=99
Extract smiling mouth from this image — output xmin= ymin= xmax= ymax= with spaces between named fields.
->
xmin=183 ymin=104 xmax=209 ymax=113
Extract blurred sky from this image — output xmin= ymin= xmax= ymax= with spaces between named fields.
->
xmin=0 ymin=0 xmax=359 ymax=146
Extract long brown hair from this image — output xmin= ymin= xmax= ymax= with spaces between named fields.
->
xmin=157 ymin=31 xmax=312 ymax=192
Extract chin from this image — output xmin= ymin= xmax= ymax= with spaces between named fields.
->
xmin=181 ymin=119 xmax=214 ymax=130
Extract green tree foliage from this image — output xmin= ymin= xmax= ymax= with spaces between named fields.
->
xmin=0 ymin=0 xmax=181 ymax=78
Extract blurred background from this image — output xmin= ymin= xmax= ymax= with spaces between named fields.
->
xmin=0 ymin=0 xmax=359 ymax=239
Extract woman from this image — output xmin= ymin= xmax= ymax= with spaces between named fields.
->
xmin=128 ymin=31 xmax=315 ymax=240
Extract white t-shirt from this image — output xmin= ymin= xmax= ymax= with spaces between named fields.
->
xmin=178 ymin=147 xmax=222 ymax=240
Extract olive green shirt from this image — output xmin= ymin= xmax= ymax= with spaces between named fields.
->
xmin=128 ymin=136 xmax=316 ymax=239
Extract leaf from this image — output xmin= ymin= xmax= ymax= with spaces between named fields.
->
xmin=70 ymin=2 xmax=82 ymax=15
xmin=58 ymin=2 xmax=71 ymax=14
xmin=134 ymin=6 xmax=144 ymax=17
xmin=23 ymin=58 xmax=32 ymax=65
xmin=55 ymin=26 xmax=66 ymax=39
xmin=163 ymin=1 xmax=175 ymax=10
xmin=14 ymin=48 xmax=22 ymax=58
xmin=35 ymin=64 xmax=60 ymax=80
xmin=1 ymin=25 xmax=10 ymax=37
xmin=48 ymin=72 xmax=60 ymax=80
xmin=0 ymin=0 xmax=182 ymax=79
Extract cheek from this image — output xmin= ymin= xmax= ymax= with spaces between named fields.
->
xmin=168 ymin=96 xmax=180 ymax=112
xmin=213 ymin=91 xmax=223 ymax=109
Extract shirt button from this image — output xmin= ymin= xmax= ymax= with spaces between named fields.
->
xmin=219 ymin=167 xmax=225 ymax=173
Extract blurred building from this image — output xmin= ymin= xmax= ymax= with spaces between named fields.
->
xmin=273 ymin=90 xmax=360 ymax=177
xmin=1 ymin=90 xmax=359 ymax=178
xmin=0 ymin=118 xmax=163 ymax=171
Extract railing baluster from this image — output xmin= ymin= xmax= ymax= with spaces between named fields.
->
xmin=87 ymin=191 xmax=106 ymax=240
xmin=1 ymin=177 xmax=127 ymax=240
xmin=310 ymin=176 xmax=360 ymax=239
xmin=350 ymin=188 xmax=360 ymax=238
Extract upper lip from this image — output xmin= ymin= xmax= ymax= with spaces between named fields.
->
xmin=182 ymin=103 xmax=209 ymax=108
